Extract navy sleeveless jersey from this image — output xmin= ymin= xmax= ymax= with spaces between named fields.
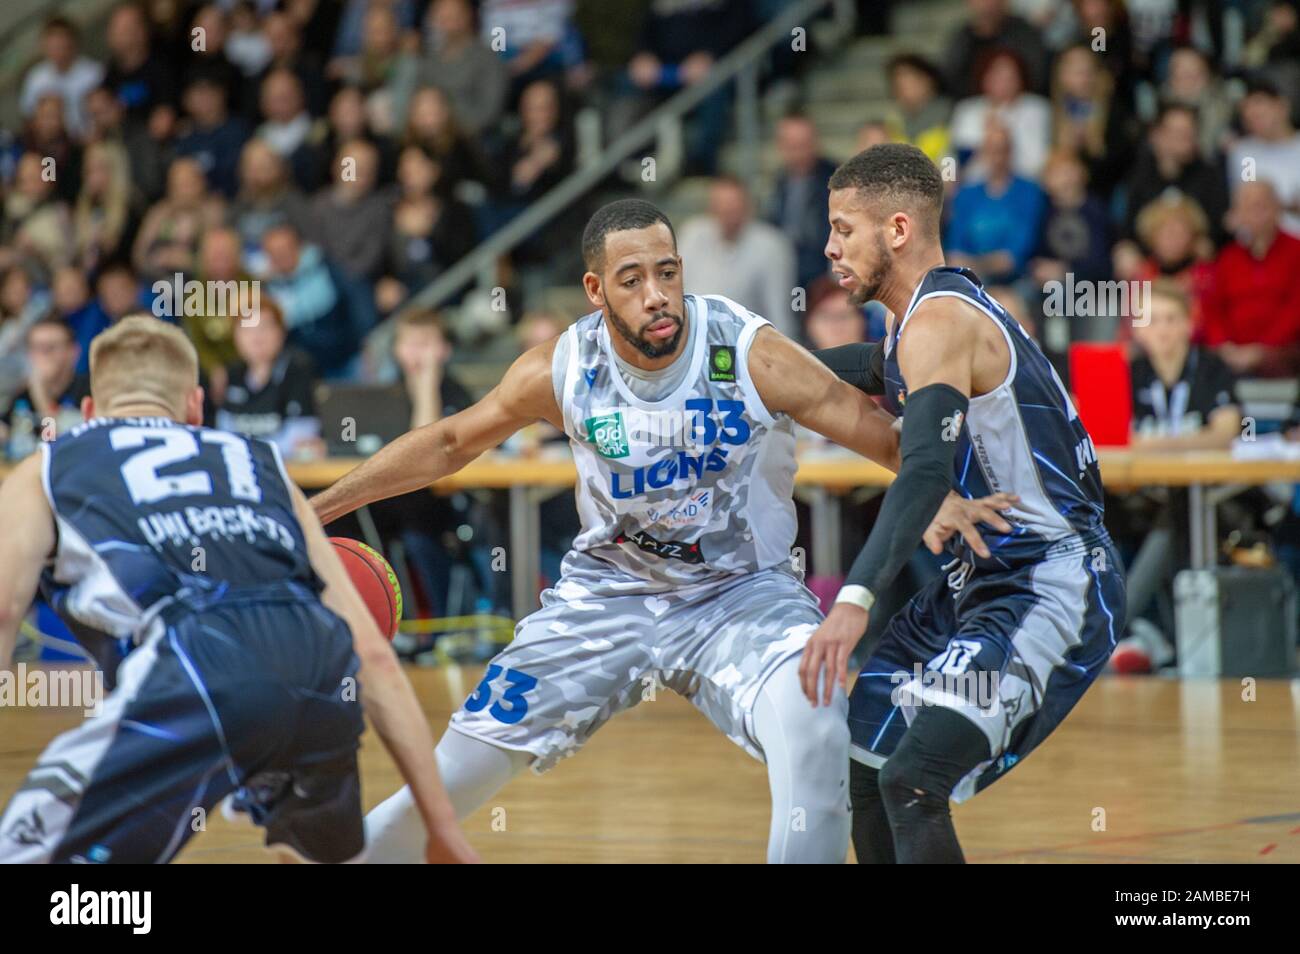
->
xmin=39 ymin=417 xmax=319 ymax=644
xmin=883 ymin=267 xmax=1105 ymax=568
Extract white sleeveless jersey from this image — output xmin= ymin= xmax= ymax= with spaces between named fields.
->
xmin=556 ymin=294 xmax=798 ymax=590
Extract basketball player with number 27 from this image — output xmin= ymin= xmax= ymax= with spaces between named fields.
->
xmin=310 ymin=198 xmax=1015 ymax=863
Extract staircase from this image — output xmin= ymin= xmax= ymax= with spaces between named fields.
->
xmin=661 ymin=0 xmax=963 ymax=223
xmin=453 ymin=0 xmax=968 ymax=385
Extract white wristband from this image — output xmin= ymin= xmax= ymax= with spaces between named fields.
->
xmin=835 ymin=584 xmax=876 ymax=613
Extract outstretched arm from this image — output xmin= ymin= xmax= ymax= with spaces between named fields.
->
xmin=800 ymin=298 xmax=1014 ymax=705
xmin=751 ymin=326 xmax=1011 ymax=555
xmin=291 ymin=479 xmax=477 ymax=863
xmin=811 ymin=340 xmax=887 ymax=396
xmin=748 ymin=326 xmax=902 ymax=471
xmin=0 ymin=453 xmax=55 ymax=670
xmin=312 ymin=338 xmax=563 ymax=525
xmin=836 ymin=307 xmax=973 ymax=604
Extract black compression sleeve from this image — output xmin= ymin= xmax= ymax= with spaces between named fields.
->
xmin=844 ymin=383 xmax=969 ymax=597
xmin=812 ymin=341 xmax=887 ymax=395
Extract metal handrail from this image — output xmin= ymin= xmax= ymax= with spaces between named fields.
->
xmin=399 ymin=0 xmax=843 ymax=316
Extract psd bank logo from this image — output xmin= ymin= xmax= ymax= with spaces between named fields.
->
xmin=585 ymin=412 xmax=629 ymax=459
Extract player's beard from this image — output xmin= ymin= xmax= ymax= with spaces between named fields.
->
xmin=604 ymin=298 xmax=685 ymax=359
xmin=847 ymin=231 xmax=893 ymax=306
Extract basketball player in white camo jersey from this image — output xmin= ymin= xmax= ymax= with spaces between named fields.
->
xmin=311 ymin=199 xmax=1014 ymax=863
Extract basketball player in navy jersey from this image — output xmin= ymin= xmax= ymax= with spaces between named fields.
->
xmin=802 ymin=144 xmax=1126 ymax=863
xmin=0 ymin=316 xmax=474 ymax=863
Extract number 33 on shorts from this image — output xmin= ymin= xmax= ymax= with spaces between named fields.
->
xmin=463 ymin=665 xmax=538 ymax=725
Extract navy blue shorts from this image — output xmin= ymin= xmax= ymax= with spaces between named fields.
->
xmin=0 ymin=584 xmax=366 ymax=863
xmin=848 ymin=538 xmax=1126 ymax=800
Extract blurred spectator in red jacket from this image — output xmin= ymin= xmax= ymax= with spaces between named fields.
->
xmin=1199 ymin=181 xmax=1300 ymax=376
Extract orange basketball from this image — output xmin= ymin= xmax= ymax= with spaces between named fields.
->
xmin=330 ymin=537 xmax=403 ymax=640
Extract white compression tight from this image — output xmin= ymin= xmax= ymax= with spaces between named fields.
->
xmin=363 ymin=655 xmax=849 ymax=863
xmin=364 ymin=728 xmax=530 ymax=863
xmin=752 ymin=654 xmax=850 ymax=863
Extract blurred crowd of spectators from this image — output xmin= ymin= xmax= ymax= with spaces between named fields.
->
xmin=678 ymin=0 xmax=1299 ymax=671
xmin=682 ymin=0 xmax=1300 ymax=382
xmin=5 ymin=0 xmax=1300 ymax=644
xmin=663 ymin=0 xmax=1300 ymax=670
xmin=14 ymin=1 xmax=1296 ymax=435
xmin=1 ymin=0 xmax=784 ymax=449
xmin=2 ymin=0 xmax=779 ymax=620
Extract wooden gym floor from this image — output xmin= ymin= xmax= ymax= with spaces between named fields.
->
xmin=2 ymin=667 xmax=1297 ymax=863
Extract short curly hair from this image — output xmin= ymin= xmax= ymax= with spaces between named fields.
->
xmin=828 ymin=143 xmax=944 ymax=239
xmin=582 ymin=199 xmax=677 ymax=272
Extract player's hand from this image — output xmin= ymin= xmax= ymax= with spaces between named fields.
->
xmin=800 ymin=603 xmax=867 ymax=707
xmin=425 ymin=820 xmax=480 ymax=864
xmin=923 ymin=492 xmax=1018 ymax=559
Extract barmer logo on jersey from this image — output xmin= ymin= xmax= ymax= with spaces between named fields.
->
xmin=709 ymin=345 xmax=736 ymax=382
xmin=584 ymin=412 xmax=629 ymax=458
